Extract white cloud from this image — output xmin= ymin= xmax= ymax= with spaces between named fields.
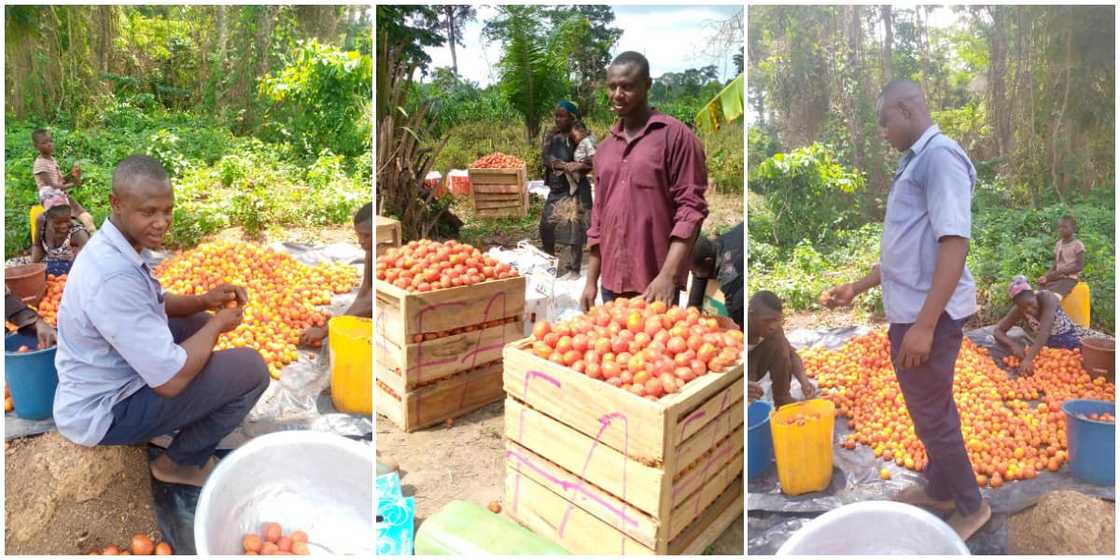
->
xmin=420 ymin=5 xmax=742 ymax=87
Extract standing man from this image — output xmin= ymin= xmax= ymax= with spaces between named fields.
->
xmin=580 ymin=51 xmax=709 ymax=310
xmin=54 ymin=155 xmax=269 ymax=487
xmin=823 ymin=80 xmax=990 ymax=539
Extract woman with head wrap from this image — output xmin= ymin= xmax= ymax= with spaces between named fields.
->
xmin=993 ymin=275 xmax=1083 ymax=375
xmin=540 ymin=100 xmax=595 ymax=278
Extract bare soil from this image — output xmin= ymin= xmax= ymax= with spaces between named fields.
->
xmin=377 ymin=402 xmax=743 ymax=555
xmin=4 ymin=432 xmax=162 ymax=555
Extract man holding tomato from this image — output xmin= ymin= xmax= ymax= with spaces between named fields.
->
xmin=54 ymin=155 xmax=269 ymax=488
xmin=580 ymin=51 xmax=709 ymax=311
xmin=823 ymin=80 xmax=989 ymax=539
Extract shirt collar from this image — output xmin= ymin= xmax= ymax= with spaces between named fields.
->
xmin=100 ymin=218 xmax=149 ymax=271
xmin=609 ymin=109 xmax=670 ymax=142
xmin=907 ymin=124 xmax=940 ymax=156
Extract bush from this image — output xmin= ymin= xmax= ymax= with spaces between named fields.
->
xmin=749 ymin=143 xmax=867 ymax=251
xmin=5 ymin=98 xmax=368 ymax=258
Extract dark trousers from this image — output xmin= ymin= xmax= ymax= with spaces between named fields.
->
xmin=540 ymin=192 xmax=590 ymax=275
xmin=1044 ymin=277 xmax=1078 ymax=298
xmin=889 ymin=313 xmax=982 ymax=515
xmin=100 ymin=312 xmax=270 ymax=467
xmin=748 ymin=334 xmax=794 ymax=408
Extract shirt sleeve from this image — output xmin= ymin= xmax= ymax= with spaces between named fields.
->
xmin=87 ymin=272 xmax=187 ymax=388
xmin=923 ymin=147 xmax=973 ymax=240
xmin=666 ymin=126 xmax=709 ymax=241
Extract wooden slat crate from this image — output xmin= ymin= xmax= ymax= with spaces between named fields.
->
xmin=501 ymin=337 xmax=744 ymax=554
xmin=376 ymin=216 xmax=402 ymax=257
xmin=374 ymin=276 xmax=526 ymax=348
xmin=468 ymin=166 xmax=528 ymax=219
xmin=376 ymin=361 xmax=505 ymax=432
xmin=374 ymin=276 xmax=527 ymax=431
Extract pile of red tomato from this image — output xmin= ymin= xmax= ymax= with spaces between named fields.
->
xmin=470 ymin=153 xmax=525 ymax=169
xmin=376 ymin=240 xmax=518 ymax=293
xmin=529 ymin=298 xmax=743 ymax=401
xmin=802 ymin=331 xmax=1116 ymax=488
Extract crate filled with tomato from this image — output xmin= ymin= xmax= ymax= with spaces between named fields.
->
xmin=375 ymin=239 xmax=526 ymax=432
xmin=501 ymin=297 xmax=744 ymax=555
xmin=467 ymin=153 xmax=528 ymax=219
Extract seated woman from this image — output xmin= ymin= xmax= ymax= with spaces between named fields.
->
xmin=994 ymin=276 xmax=1082 ymax=375
xmin=31 ymin=199 xmax=90 ymax=276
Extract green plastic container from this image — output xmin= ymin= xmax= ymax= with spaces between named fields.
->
xmin=414 ymin=500 xmax=569 ymax=555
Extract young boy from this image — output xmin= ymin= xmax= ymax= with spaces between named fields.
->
xmin=298 ymin=202 xmax=373 ymax=347
xmin=32 ymin=129 xmax=96 ymax=233
xmin=31 ymin=200 xmax=90 ymax=276
xmin=747 ymin=291 xmax=817 ymax=407
xmin=563 ymin=122 xmax=596 ymax=195
xmin=1038 ymin=215 xmax=1085 ymax=297
xmin=688 ymin=222 xmax=744 ymax=331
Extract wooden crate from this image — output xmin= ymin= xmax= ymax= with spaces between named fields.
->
xmin=376 ymin=318 xmax=523 ymax=394
xmin=468 ymin=166 xmax=528 ymax=219
xmin=502 ymin=337 xmax=744 ymax=554
xmin=376 ymin=216 xmax=402 ymax=257
xmin=374 ymin=276 xmax=526 ymax=348
xmin=376 ymin=361 xmax=505 ymax=432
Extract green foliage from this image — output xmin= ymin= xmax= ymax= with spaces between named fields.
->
xmin=748 ymin=126 xmax=780 ymax=169
xmin=496 ymin=8 xmax=569 ymax=145
xmin=749 ymin=143 xmax=866 ymax=249
xmin=259 ymin=40 xmax=373 ymax=161
xmin=5 ymin=101 xmax=368 ymax=258
xmin=701 ymin=123 xmax=745 ymax=194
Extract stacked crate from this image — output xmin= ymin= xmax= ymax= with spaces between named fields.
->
xmin=374 ymin=276 xmax=526 ymax=431
xmin=375 ymin=216 xmax=402 ymax=258
xmin=468 ymin=165 xmax=528 ymax=219
xmin=501 ymin=338 xmax=744 ymax=555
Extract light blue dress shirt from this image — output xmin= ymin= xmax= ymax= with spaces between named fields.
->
xmin=53 ymin=219 xmax=188 ymax=446
xmin=880 ymin=125 xmax=978 ymax=325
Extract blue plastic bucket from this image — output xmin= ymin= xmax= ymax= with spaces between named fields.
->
xmin=4 ymin=333 xmax=59 ymax=420
xmin=748 ymin=400 xmax=775 ymax=480
xmin=1061 ymin=399 xmax=1115 ymax=486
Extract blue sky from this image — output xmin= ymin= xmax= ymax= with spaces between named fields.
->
xmin=422 ymin=5 xmax=743 ymax=87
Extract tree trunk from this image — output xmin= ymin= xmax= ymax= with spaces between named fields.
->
xmin=988 ymin=7 xmax=1011 ymax=159
xmin=919 ymin=7 xmax=931 ymax=104
xmin=880 ymin=6 xmax=893 ymax=85
xmin=446 ymin=7 xmax=459 ymax=75
xmin=845 ymin=5 xmax=864 ymax=172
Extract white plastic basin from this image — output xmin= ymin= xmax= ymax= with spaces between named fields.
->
xmin=777 ymin=501 xmax=970 ymax=555
xmin=194 ymin=431 xmax=373 ymax=555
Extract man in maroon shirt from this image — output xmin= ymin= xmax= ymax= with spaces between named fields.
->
xmin=580 ymin=52 xmax=709 ymax=311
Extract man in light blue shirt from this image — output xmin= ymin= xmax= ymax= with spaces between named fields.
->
xmin=54 ymin=155 xmax=268 ymax=487
xmin=824 ymin=80 xmax=989 ymax=539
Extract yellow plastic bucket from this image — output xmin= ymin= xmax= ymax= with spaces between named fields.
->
xmin=1060 ymin=281 xmax=1091 ymax=328
xmin=328 ymin=316 xmax=372 ymax=415
xmin=770 ymin=399 xmax=836 ymax=496
xmin=29 ymin=205 xmax=44 ymax=245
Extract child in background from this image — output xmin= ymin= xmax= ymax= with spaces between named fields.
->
xmin=747 ymin=291 xmax=817 ymax=407
xmin=1038 ymin=215 xmax=1085 ymax=297
xmin=32 ymin=129 xmax=96 ymax=233
xmin=30 ymin=198 xmax=90 ymax=276
xmin=563 ymin=122 xmax=596 ymax=196
xmin=994 ymin=276 xmax=1082 ymax=375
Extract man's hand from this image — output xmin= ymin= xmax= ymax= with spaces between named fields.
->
xmin=213 ymin=306 xmax=244 ymax=334
xmin=896 ymin=323 xmax=934 ymax=369
xmin=202 ymin=283 xmax=247 ymax=310
xmin=714 ymin=315 xmax=739 ymax=331
xmin=580 ymin=282 xmax=598 ymax=312
xmin=642 ymin=274 xmax=677 ymax=306
xmin=299 ymin=325 xmax=328 ymax=347
xmin=35 ymin=319 xmax=57 ymax=348
xmin=748 ymin=381 xmax=764 ymax=402
xmin=1019 ymin=355 xmax=1035 ymax=376
xmin=822 ymin=284 xmax=856 ymax=308
xmin=800 ymin=378 xmax=818 ymax=399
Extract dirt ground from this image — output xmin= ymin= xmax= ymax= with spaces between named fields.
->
xmin=377 ymin=402 xmax=744 ymax=555
xmin=4 ymin=432 xmax=162 ymax=555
